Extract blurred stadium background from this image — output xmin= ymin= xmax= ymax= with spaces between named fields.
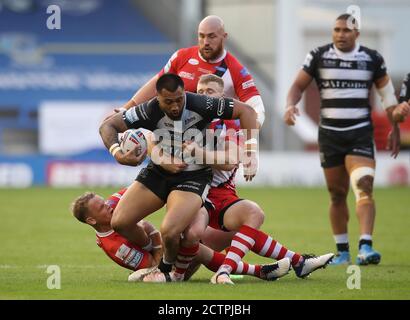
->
xmin=1 ymin=0 xmax=410 ymax=300
xmin=0 ymin=0 xmax=409 ymax=188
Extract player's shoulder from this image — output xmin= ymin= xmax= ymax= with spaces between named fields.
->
xmin=225 ymin=51 xmax=246 ymax=69
xmin=311 ymin=43 xmax=333 ymax=56
xmin=358 ymin=45 xmax=384 ymax=61
xmin=186 ymin=91 xmax=209 ymax=107
xmin=174 ymin=46 xmax=198 ymax=60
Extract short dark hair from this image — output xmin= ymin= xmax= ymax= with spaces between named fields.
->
xmin=156 ymin=73 xmax=184 ymax=93
xmin=336 ymin=13 xmax=359 ymax=30
xmin=71 ymin=192 xmax=95 ymax=223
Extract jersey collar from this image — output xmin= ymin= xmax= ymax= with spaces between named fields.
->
xmin=95 ymin=229 xmax=115 ymax=237
xmin=333 ymin=42 xmax=360 ymax=59
xmin=198 ymin=49 xmax=227 ymax=63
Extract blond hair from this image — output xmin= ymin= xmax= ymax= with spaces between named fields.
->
xmin=71 ymin=192 xmax=96 ymax=223
xmin=198 ymin=74 xmax=224 ymax=89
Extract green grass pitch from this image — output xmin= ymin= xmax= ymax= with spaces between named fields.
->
xmin=1 ymin=187 xmax=409 ymax=300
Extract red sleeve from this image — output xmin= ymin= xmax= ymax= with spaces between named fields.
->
xmin=226 ymin=53 xmax=260 ymax=102
xmin=98 ymin=233 xmax=152 ymax=271
xmin=106 ymin=188 xmax=127 ymax=210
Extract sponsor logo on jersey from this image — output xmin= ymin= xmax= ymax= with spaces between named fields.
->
xmin=242 ymin=79 xmax=255 ymax=90
xmin=217 ymin=98 xmax=225 ymax=116
xmin=215 ymin=66 xmax=226 ymax=72
xmin=179 ymin=71 xmax=195 ymax=80
xmin=240 ymin=67 xmax=250 ymax=77
xmin=339 ymin=61 xmax=353 ymax=68
xmin=125 ymin=109 xmax=139 ymax=123
xmin=188 ymin=58 xmax=199 ymax=65
xmin=323 ymin=59 xmax=337 ymax=67
xmin=198 ymin=67 xmax=212 ymax=74
xmin=115 ymin=244 xmax=131 ymax=261
xmin=206 ymin=97 xmax=213 ymax=109
xmin=321 ymin=80 xmax=367 ymax=89
xmin=357 ymin=60 xmax=367 ymax=70
xmin=124 ymin=249 xmax=143 ymax=268
xmin=184 ymin=116 xmax=197 ymax=125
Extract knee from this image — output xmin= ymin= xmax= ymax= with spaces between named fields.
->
xmin=350 ymin=167 xmax=375 ymax=203
xmin=160 ymin=224 xmax=181 ymax=246
xmin=357 ymin=175 xmax=374 ymax=195
xmin=243 ymin=203 xmax=265 ymax=228
xmin=328 ymin=187 xmax=348 ymax=205
xmin=184 ymin=226 xmax=205 ymax=244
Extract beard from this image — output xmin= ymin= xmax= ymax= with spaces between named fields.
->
xmin=199 ymin=42 xmax=224 ymax=61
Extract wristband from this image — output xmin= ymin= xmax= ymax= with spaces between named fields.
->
xmin=244 ymin=138 xmax=258 ymax=145
xmin=142 ymin=238 xmax=153 ymax=251
xmin=109 ymin=143 xmax=120 ymax=153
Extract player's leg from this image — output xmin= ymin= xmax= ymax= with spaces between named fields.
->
xmin=197 ymin=243 xmax=291 ymax=281
xmin=159 ymin=190 xmax=204 ymax=268
xmin=219 ymin=200 xmax=333 ymax=279
xmin=345 ymin=155 xmax=380 ymax=265
xmin=323 ymin=165 xmax=351 ymax=265
xmin=111 ymin=181 xmax=164 ymax=246
xmin=172 ymin=207 xmax=209 ymax=280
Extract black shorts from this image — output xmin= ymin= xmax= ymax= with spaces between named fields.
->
xmin=318 ymin=126 xmax=375 ymax=168
xmin=136 ymin=161 xmax=213 ymax=202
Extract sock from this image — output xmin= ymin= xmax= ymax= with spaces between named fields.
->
xmin=218 ymin=225 xmax=258 ymax=273
xmin=205 ymin=251 xmax=262 ymax=278
xmin=334 ymin=233 xmax=349 ymax=252
xmin=158 ymin=257 xmax=173 ymax=273
xmin=248 ymin=226 xmax=303 ymax=266
xmin=359 ymin=234 xmax=373 ymax=249
xmin=173 ymin=244 xmax=199 ymax=279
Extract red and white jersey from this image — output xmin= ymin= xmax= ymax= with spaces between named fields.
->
xmin=208 ymin=119 xmax=243 ymax=190
xmin=96 ymin=189 xmax=151 ymax=271
xmin=159 ymin=46 xmax=260 ymax=102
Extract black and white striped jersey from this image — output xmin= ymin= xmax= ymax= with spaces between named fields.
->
xmin=302 ymin=43 xmax=387 ymax=131
xmin=399 ymin=73 xmax=410 ymax=103
xmin=123 ymin=92 xmax=234 ymax=171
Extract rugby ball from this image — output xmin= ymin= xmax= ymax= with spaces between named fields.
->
xmin=120 ymin=129 xmax=148 ymax=156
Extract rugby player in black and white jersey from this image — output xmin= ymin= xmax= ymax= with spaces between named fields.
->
xmin=283 ymin=14 xmax=403 ymax=266
xmin=394 ymin=73 xmax=410 ymax=122
xmin=99 ymin=73 xmax=258 ymax=279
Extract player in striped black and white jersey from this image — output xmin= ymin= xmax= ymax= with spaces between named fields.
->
xmin=284 ymin=14 xmax=404 ymax=266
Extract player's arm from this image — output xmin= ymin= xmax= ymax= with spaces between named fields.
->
xmin=183 ymin=140 xmax=240 ymax=171
xmin=99 ymin=110 xmax=147 ymax=166
xmin=393 ymin=74 xmax=410 ymax=122
xmin=374 ymin=74 xmax=401 ymax=158
xmin=138 ymin=220 xmax=162 ymax=265
xmin=121 ymin=74 xmax=160 ymax=110
xmin=284 ymin=69 xmax=314 ymax=126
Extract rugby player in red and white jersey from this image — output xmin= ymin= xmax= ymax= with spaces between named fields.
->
xmin=191 ymin=74 xmax=334 ymax=284
xmin=120 ymin=15 xmax=265 ymax=129
xmin=71 ymin=189 xmax=291 ymax=282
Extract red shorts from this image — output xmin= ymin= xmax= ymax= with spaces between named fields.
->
xmin=205 ymin=187 xmax=243 ymax=231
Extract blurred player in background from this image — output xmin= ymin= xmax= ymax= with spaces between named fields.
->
xmin=71 ymin=189 xmax=291 ymax=282
xmin=120 ymin=15 xmax=265 ymax=129
xmin=284 ymin=14 xmax=403 ymax=266
xmin=394 ymin=73 xmax=410 ymax=122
